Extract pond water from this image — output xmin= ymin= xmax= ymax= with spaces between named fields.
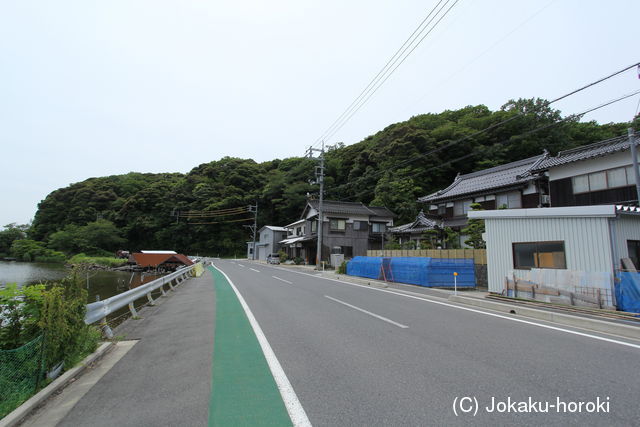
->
xmin=0 ymin=261 xmax=68 ymax=287
xmin=0 ymin=261 xmax=165 ymax=311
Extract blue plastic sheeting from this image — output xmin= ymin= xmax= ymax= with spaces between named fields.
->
xmin=346 ymin=256 xmax=382 ymax=280
xmin=615 ymin=272 xmax=640 ymax=313
xmin=346 ymin=256 xmax=475 ymax=288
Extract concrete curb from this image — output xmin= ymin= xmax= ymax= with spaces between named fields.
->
xmin=448 ymin=295 xmax=640 ymax=341
xmin=0 ymin=341 xmax=115 ymax=427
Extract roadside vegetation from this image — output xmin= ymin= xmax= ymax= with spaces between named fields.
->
xmin=67 ymin=254 xmax=127 ymax=268
xmin=0 ymin=272 xmax=101 ymax=418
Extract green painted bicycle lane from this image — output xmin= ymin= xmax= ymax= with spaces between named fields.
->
xmin=208 ymin=266 xmax=293 ymax=427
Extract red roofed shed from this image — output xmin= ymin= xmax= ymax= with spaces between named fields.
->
xmin=131 ymin=253 xmax=194 ymax=271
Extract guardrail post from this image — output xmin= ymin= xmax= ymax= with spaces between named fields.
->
xmin=146 ymin=291 xmax=156 ymax=306
xmin=128 ymin=302 xmax=139 ymax=318
xmin=168 ymin=279 xmax=175 ymax=291
xmin=100 ymin=317 xmax=114 ymax=339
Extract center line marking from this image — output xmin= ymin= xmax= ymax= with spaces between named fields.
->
xmin=250 ymin=268 xmax=260 ymax=273
xmin=272 ymin=276 xmax=293 ymax=284
xmin=238 ymin=264 xmax=246 ymax=268
xmin=324 ymin=295 xmax=409 ymax=329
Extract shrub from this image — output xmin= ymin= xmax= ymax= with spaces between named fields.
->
xmin=0 ymin=273 xmax=100 ymax=371
xmin=39 ymin=273 xmax=100 ymax=369
xmin=0 ymin=283 xmax=45 ymax=350
xmin=293 ymin=257 xmax=304 ymax=265
xmin=337 ymin=261 xmax=347 ymax=274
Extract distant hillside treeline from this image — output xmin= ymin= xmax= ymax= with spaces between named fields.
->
xmin=30 ymin=98 xmax=632 ymax=256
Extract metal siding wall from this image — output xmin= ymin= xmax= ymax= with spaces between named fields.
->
xmin=613 ymin=216 xmax=640 ymax=262
xmin=484 ymin=217 xmax=612 ymax=293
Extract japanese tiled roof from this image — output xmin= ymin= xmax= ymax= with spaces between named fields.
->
xmin=367 ymin=205 xmax=397 ymax=219
xmin=532 ymin=133 xmax=634 ymax=170
xmin=389 ymin=210 xmax=441 ymax=233
xmin=307 ymin=200 xmax=395 ymax=218
xmin=418 ymin=154 xmax=546 ymax=203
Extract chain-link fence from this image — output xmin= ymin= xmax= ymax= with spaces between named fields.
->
xmin=0 ymin=335 xmax=45 ymax=419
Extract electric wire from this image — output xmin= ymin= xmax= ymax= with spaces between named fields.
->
xmin=327 ymin=88 xmax=640 ymax=200
xmin=321 ymin=63 xmax=640 ymax=195
xmin=311 ymin=0 xmax=448 ymax=149
xmin=187 ymin=217 xmax=255 ymax=225
xmin=320 ymin=0 xmax=461 ymax=146
xmin=311 ymin=0 xmax=460 ymax=150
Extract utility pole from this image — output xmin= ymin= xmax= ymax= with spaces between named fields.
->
xmin=249 ymin=204 xmax=258 ymax=260
xmin=629 ymin=128 xmax=640 ymax=204
xmin=307 ymin=143 xmax=325 ymax=270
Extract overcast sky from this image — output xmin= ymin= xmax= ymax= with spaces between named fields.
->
xmin=1 ymin=0 xmax=639 ymax=227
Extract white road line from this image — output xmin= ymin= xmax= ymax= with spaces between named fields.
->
xmin=325 ymin=295 xmax=409 ymax=329
xmin=287 ymin=270 xmax=640 ymax=350
xmin=237 ymin=264 xmax=245 ymax=268
xmin=273 ymin=276 xmax=293 ymax=284
xmin=250 ymin=268 xmax=261 ymax=273
xmin=210 ymin=265 xmax=311 ymax=427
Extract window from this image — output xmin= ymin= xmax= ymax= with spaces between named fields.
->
xmin=311 ymin=220 xmax=317 ymax=233
xmin=496 ymin=191 xmax=521 ymax=209
xmin=588 ymin=171 xmax=606 ymax=191
xmin=454 ymin=200 xmax=471 ymax=216
xmin=607 ymin=168 xmax=626 ymax=188
xmin=438 ymin=204 xmax=446 ymax=215
xmin=573 ymin=165 xmax=640 ymax=194
xmin=372 ymin=223 xmax=386 ymax=233
xmin=572 ymin=175 xmax=589 ymax=193
xmin=353 ymin=221 xmax=367 ymax=231
xmin=513 ymin=241 xmax=566 ymax=270
xmin=330 ymin=219 xmax=346 ymax=231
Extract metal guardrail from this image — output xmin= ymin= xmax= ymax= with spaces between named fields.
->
xmin=84 ymin=263 xmax=199 ymax=328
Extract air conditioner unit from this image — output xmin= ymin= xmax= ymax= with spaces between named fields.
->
xmin=540 ymin=194 xmax=551 ymax=205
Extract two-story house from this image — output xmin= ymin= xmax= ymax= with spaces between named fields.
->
xmin=279 ymin=219 xmax=309 ymax=261
xmin=530 ymin=133 xmax=640 ymax=207
xmin=246 ymin=225 xmax=287 ymax=261
xmin=417 ymin=154 xmax=548 ymax=245
xmin=285 ymin=199 xmax=395 ymax=265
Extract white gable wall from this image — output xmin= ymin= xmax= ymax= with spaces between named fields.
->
xmin=548 ymin=150 xmax=632 ymax=181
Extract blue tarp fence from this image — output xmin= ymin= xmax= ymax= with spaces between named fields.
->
xmin=615 ymin=272 xmax=640 ymax=313
xmin=346 ymin=256 xmax=475 ymax=288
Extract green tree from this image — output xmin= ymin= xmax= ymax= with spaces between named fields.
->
xmin=461 ymin=203 xmax=486 ymax=249
xmin=0 ymin=223 xmax=28 ymax=256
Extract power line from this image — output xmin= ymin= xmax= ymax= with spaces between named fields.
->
xmin=320 ymin=0 xmax=461 ymax=146
xmin=549 ymin=62 xmax=640 ymax=104
xmin=328 ymin=87 xmax=640 ymax=200
xmin=186 ymin=217 xmax=255 ymax=225
xmin=177 ymin=206 xmax=250 ymax=218
xmin=311 ymin=0 xmax=461 ymax=149
xmin=322 ymin=62 xmax=640 ymax=196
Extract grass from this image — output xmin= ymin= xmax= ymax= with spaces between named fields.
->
xmin=67 ymin=254 xmax=127 ymax=268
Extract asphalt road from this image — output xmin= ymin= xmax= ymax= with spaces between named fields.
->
xmin=53 ymin=270 xmax=216 ymax=427
xmin=213 ymin=259 xmax=640 ymax=426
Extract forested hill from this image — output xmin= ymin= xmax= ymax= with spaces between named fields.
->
xmin=30 ymin=98 xmax=632 ymax=256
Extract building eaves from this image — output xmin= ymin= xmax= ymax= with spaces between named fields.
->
xmin=307 ymin=199 xmax=389 ymax=217
xmin=418 ymin=155 xmax=544 ymax=203
xmin=532 ymin=133 xmax=636 ymax=171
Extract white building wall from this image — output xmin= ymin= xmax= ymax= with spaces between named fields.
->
xmin=612 ymin=215 xmax=640 ymax=267
xmin=548 ymin=150 xmax=631 ymax=181
xmin=484 ymin=216 xmax=613 ymax=293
